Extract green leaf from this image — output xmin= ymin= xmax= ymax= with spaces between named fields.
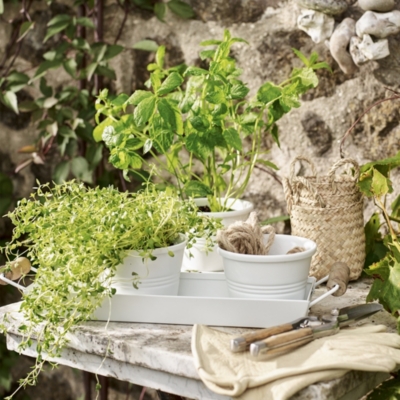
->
xmin=154 ymin=2 xmax=166 ymax=21
xmin=292 ymin=48 xmax=309 ymax=67
xmin=53 ymin=161 xmax=70 ymax=184
xmin=156 ymin=45 xmax=165 ymax=69
xmin=85 ymin=63 xmax=98 ymax=81
xmin=134 ymin=95 xmax=156 ymax=128
xmin=256 ymin=159 xmax=279 ymax=170
xmin=76 ymin=17 xmax=95 ymax=28
xmin=93 ymin=117 xmax=113 ymax=142
xmin=96 ymin=65 xmax=116 ymax=80
xmin=199 ymin=50 xmax=215 ymax=60
xmin=190 ymin=115 xmax=209 ymax=132
xmin=104 ymin=45 xmax=124 ymax=61
xmin=205 ymin=87 xmax=225 ymax=104
xmin=71 ymin=157 xmax=93 ymax=183
xmin=391 ymin=194 xmax=400 ymax=220
xmin=167 ymin=0 xmax=195 ymax=19
xmin=47 ymin=14 xmax=71 ymax=26
xmin=143 ymin=139 xmax=152 ymax=154
xmin=366 ymin=255 xmax=400 ymax=314
xmin=223 ymin=128 xmax=242 ymax=151
xmin=157 ymin=98 xmax=183 ymax=134
xmin=257 ymin=82 xmax=282 ymax=104
xmin=128 ymin=90 xmax=153 ymax=105
xmin=184 ymin=181 xmax=213 ymax=197
xmin=295 ymin=67 xmax=319 ymax=88
xmin=43 ymin=97 xmax=58 ymax=108
xmin=229 ymin=83 xmax=249 ymax=99
xmin=0 ymin=0 xmax=3 ymax=14
xmin=63 ymin=58 xmax=77 ymax=78
xmin=184 ymin=66 xmax=208 ymax=76
xmin=18 ymin=21 xmax=34 ymax=41
xmin=152 ymin=130 xmax=174 ymax=153
xmin=7 ymin=72 xmax=29 ymax=84
xmin=200 ymin=39 xmax=222 ymax=46
xmin=44 ymin=18 xmax=71 ymax=42
xmin=270 ymin=124 xmax=280 ymax=146
xmin=33 ymin=60 xmax=62 ymax=81
xmin=185 ymin=133 xmax=212 ymax=160
xmin=157 ymin=72 xmax=184 ymax=96
xmin=111 ymin=93 xmax=129 ymax=106
xmin=2 ymin=91 xmax=18 ymax=114
xmin=39 ymin=77 xmax=53 ymax=97
xmin=133 ymin=40 xmax=159 ymax=52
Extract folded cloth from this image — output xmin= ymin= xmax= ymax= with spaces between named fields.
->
xmin=192 ymin=324 xmax=400 ymax=400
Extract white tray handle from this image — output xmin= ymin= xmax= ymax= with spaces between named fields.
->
xmin=308 ymin=274 xmax=340 ymax=308
xmin=0 ymin=266 xmax=37 ymax=292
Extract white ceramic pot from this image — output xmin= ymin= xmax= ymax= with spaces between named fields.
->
xmin=112 ymin=235 xmax=187 ymax=296
xmin=218 ymin=234 xmax=317 ymax=300
xmin=182 ymin=198 xmax=254 ymax=272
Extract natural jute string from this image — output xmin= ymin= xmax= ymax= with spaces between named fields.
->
xmin=217 ymin=212 xmax=305 ymax=255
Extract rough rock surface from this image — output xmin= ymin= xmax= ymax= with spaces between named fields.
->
xmin=298 ymin=0 xmax=348 ymax=15
xmin=358 ymin=0 xmax=396 ymax=12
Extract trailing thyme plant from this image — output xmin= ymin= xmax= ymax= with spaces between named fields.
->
xmin=94 ymin=29 xmax=329 ymax=211
xmin=0 ymin=180 xmax=220 ymax=398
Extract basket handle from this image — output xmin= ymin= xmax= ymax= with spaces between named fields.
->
xmin=327 ymin=158 xmax=360 ymax=181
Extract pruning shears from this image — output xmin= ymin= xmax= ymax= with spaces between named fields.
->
xmin=230 ymin=303 xmax=383 ymax=357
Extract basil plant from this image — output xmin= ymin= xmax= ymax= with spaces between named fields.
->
xmin=94 ymin=29 xmax=329 ymax=211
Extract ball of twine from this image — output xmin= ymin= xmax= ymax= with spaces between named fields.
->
xmin=217 ymin=212 xmax=276 ymax=255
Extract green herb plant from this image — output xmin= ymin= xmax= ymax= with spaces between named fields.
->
xmin=0 ymin=180 xmax=220 ymax=399
xmin=94 ymin=29 xmax=329 ymax=211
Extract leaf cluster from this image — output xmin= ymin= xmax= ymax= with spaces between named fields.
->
xmin=94 ymin=29 xmax=328 ymax=211
xmin=1 ymin=180 xmax=220 ymax=394
xmin=358 ymin=151 xmax=400 ymax=332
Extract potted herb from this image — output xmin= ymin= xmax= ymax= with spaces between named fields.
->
xmin=0 ymin=180 xmax=220 ymax=397
xmin=93 ymin=29 xmax=328 ymax=212
xmin=93 ymin=29 xmax=328 ymax=270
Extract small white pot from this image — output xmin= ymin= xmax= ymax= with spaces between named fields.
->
xmin=112 ymin=235 xmax=187 ymax=296
xmin=218 ymin=234 xmax=317 ymax=300
xmin=182 ymin=198 xmax=254 ymax=272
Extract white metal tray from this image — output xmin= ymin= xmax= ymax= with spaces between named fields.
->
xmin=93 ymin=272 xmax=331 ymax=328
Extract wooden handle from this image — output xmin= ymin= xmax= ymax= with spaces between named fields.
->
xmin=0 ymin=257 xmax=31 ymax=285
xmin=230 ymin=322 xmax=294 ymax=352
xmin=250 ymin=327 xmax=314 ymax=357
xmin=327 ymin=262 xmax=350 ymax=297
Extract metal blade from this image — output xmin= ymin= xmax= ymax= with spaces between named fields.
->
xmin=337 ymin=303 xmax=383 ymax=326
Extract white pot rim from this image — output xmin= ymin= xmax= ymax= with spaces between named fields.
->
xmin=193 ymin=197 xmax=254 ymax=218
xmin=217 ymin=234 xmax=317 ymax=262
xmin=125 ymin=233 xmax=187 ymax=257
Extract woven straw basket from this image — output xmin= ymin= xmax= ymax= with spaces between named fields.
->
xmin=282 ymin=156 xmax=365 ymax=281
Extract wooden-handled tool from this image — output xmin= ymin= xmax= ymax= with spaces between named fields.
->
xmin=0 ymin=257 xmax=31 ymax=285
xmin=249 ymin=302 xmax=382 ymax=357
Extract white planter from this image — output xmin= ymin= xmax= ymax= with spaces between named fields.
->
xmin=182 ymin=198 xmax=254 ymax=272
xmin=218 ymin=234 xmax=317 ymax=300
xmin=112 ymin=235 xmax=187 ymax=296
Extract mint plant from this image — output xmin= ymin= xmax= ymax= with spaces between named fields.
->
xmin=0 ymin=180 xmax=220 ymax=398
xmin=94 ymin=30 xmax=329 ymax=211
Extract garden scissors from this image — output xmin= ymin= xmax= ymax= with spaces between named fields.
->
xmin=230 ymin=303 xmax=383 ymax=357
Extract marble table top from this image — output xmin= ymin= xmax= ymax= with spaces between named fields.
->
xmin=0 ymin=278 xmax=397 ymax=400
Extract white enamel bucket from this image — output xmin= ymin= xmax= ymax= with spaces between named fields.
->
xmin=218 ymin=234 xmax=317 ymax=300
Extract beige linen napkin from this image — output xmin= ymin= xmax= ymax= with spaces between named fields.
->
xmin=192 ymin=324 xmax=400 ymax=400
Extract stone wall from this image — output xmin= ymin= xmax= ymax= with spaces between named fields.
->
xmin=1 ymin=0 xmax=399 ymax=230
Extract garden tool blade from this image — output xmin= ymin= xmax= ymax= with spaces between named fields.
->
xmin=334 ymin=303 xmax=383 ymax=327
